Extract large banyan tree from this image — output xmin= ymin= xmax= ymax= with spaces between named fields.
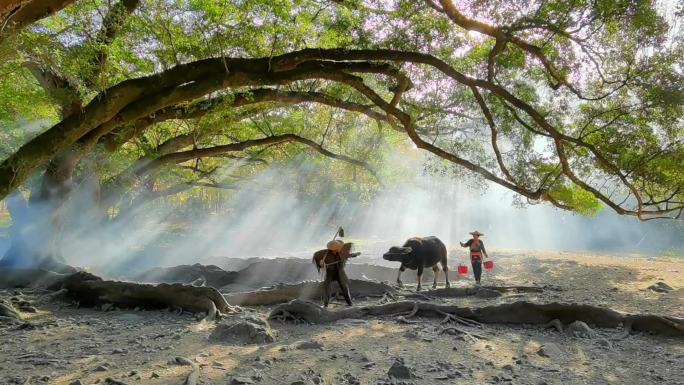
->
xmin=0 ymin=0 xmax=682 ymax=270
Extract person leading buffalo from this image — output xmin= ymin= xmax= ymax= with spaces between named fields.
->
xmin=459 ymin=230 xmax=488 ymax=285
xmin=313 ymin=240 xmax=358 ymax=307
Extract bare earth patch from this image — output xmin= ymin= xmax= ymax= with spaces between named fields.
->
xmin=1 ymin=250 xmax=682 ymax=385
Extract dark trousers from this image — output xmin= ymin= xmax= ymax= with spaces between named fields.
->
xmin=471 ymin=258 xmax=482 ymax=283
xmin=323 ymin=266 xmax=352 ymax=306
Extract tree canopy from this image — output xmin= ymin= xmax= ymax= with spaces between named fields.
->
xmin=0 ymin=0 xmax=683 ymax=220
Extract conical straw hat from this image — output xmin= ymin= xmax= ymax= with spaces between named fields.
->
xmin=326 ymin=240 xmax=344 ymax=252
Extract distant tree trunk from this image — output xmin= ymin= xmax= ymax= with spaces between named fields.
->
xmin=0 ymin=131 xmax=81 ymax=271
xmin=0 ymin=0 xmax=141 ymax=271
xmin=34 ymin=150 xmax=79 ymax=252
xmin=0 ymin=189 xmax=76 ymax=273
xmin=0 ymin=72 xmax=83 ymax=268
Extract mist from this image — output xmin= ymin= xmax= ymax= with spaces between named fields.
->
xmin=2 ymin=151 xmax=681 ymax=276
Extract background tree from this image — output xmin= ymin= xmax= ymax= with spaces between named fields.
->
xmin=0 ymin=0 xmax=682 ymax=269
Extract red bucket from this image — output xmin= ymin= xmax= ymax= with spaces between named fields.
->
xmin=483 ymin=260 xmax=494 ymax=270
xmin=457 ymin=264 xmax=468 ymax=275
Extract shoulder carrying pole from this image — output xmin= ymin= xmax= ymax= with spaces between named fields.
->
xmin=332 ymin=226 xmax=344 ymax=241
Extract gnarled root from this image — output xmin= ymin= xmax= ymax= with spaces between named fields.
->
xmin=224 ymin=279 xmax=395 ymax=306
xmin=269 ymin=309 xmax=307 ymax=324
xmin=378 ymin=291 xmax=397 ymax=304
xmin=1 ymin=268 xmax=239 ymax=320
xmin=184 ymin=364 xmax=200 ymax=385
xmin=61 ymin=272 xmax=239 ymax=319
xmin=623 ymin=315 xmax=684 ymax=337
xmin=0 ymin=299 xmax=21 ymax=321
xmin=171 ymin=357 xmax=200 ymax=385
xmin=268 ymin=300 xmax=684 ymax=337
xmin=542 ymin=318 xmax=564 ymax=333
xmin=436 ymin=309 xmax=482 ymax=328
xmin=439 ymin=326 xmax=488 ymax=342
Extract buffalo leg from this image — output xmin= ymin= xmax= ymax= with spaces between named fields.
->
xmin=416 ymin=265 xmax=424 ymax=291
xmin=441 ymin=260 xmax=450 ymax=288
xmin=432 ymin=265 xmax=439 ymax=289
xmin=396 ymin=265 xmax=405 ymax=287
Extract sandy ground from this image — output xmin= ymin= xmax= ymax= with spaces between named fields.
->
xmin=1 ymin=250 xmax=682 ymax=385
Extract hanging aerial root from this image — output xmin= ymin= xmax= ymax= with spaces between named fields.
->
xmin=268 ymin=300 xmax=684 ymax=337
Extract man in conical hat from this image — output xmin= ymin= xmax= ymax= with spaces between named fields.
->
xmin=327 ymin=240 xmax=345 ymax=253
xmin=312 ymin=239 xmax=357 ymax=307
xmin=459 ymin=230 xmax=489 ymax=285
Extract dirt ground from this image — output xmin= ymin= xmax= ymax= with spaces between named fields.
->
xmin=1 ymin=250 xmax=682 ymax=385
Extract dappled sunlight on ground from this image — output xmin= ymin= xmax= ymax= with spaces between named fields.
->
xmin=1 ymin=251 xmax=682 ymax=384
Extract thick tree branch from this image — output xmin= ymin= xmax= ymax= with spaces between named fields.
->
xmin=136 ymin=134 xmax=379 ymax=182
xmin=23 ymin=61 xmax=81 ymax=116
xmin=319 ymin=69 xmax=546 ymax=201
xmin=435 ymin=0 xmax=573 ymax=92
xmin=0 ymin=55 xmax=402 ymax=198
xmin=102 ymin=133 xmax=379 ymax=209
xmin=101 ymin=88 xmax=391 ymax=151
xmin=0 ymin=47 xmax=679 ymax=220
xmin=470 ymin=86 xmax=515 ymax=182
xmin=0 ymin=0 xmax=76 ymax=45
xmin=82 ymin=0 xmax=140 ymax=86
xmin=298 ymin=50 xmax=680 ymax=218
xmin=156 ymin=134 xmax=196 ymax=155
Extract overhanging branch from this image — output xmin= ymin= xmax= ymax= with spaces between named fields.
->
xmin=100 ymin=88 xmax=392 ymax=151
xmin=137 ymin=133 xmax=380 ymax=183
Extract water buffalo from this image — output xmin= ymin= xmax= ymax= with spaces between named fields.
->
xmin=382 ymin=236 xmax=450 ymax=291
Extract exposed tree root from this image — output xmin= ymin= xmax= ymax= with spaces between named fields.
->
xmin=171 ymin=357 xmax=200 ymax=385
xmin=401 ymin=302 xmax=420 ymax=318
xmin=268 ymin=300 xmax=684 ymax=337
xmin=0 ymin=268 xmax=240 ymax=318
xmin=623 ymin=314 xmax=684 ymax=337
xmin=436 ymin=309 xmax=482 ymax=328
xmin=395 ymin=316 xmax=423 ymax=324
xmin=224 ymin=279 xmax=395 ymax=306
xmin=377 ymin=291 xmax=397 ymax=304
xmin=60 ymin=272 xmax=239 ymax=317
xmin=542 ymin=318 xmax=564 ymax=333
xmin=269 ymin=309 xmax=307 ymax=324
xmin=0 ymin=299 xmax=21 ymax=321
xmin=184 ymin=365 xmax=200 ymax=385
xmin=439 ymin=326 xmax=488 ymax=342
xmin=224 ymin=281 xmax=549 ymax=306
xmin=135 ymin=263 xmax=238 ymax=288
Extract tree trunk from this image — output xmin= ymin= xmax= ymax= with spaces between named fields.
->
xmin=0 ymin=149 xmax=81 ymax=271
xmin=0 ymin=0 xmax=77 ymax=46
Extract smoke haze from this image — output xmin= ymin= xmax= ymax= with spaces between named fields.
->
xmin=2 ymin=153 xmax=682 ymax=275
